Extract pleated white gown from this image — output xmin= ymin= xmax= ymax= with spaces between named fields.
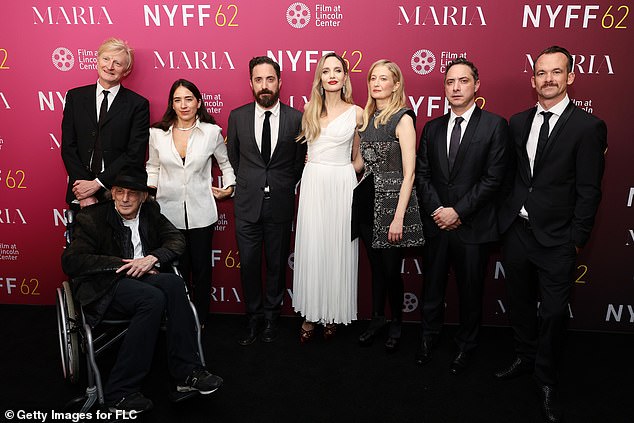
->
xmin=292 ymin=106 xmax=359 ymax=324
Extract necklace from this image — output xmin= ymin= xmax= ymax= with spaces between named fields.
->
xmin=175 ymin=120 xmax=197 ymax=131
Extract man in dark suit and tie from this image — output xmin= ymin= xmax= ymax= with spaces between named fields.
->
xmin=227 ymin=56 xmax=305 ymax=345
xmin=62 ymin=37 xmax=149 ymax=209
xmin=415 ymin=58 xmax=509 ymax=374
xmin=496 ymin=46 xmax=607 ymax=423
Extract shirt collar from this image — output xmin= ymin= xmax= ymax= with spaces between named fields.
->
xmin=536 ymin=94 xmax=570 ymax=117
xmin=96 ymin=80 xmax=121 ymax=97
xmin=255 ymin=101 xmax=280 ymax=118
xmin=450 ymin=102 xmax=476 ymax=126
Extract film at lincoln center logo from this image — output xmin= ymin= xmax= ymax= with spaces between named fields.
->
xmin=286 ymin=2 xmax=311 ymax=28
xmin=52 ymin=47 xmax=75 ymax=71
xmin=411 ymin=49 xmax=436 ymax=75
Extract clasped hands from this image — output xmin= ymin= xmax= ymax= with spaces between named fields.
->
xmin=116 ymin=255 xmax=159 ymax=278
xmin=73 ymin=179 xmax=101 ymax=208
xmin=433 ymin=207 xmax=461 ymax=231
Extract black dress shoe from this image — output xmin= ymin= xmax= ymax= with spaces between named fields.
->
xmin=358 ymin=315 xmax=387 ymax=346
xmin=414 ymin=338 xmax=434 ymax=366
xmin=449 ymin=351 xmax=470 ymax=375
xmin=384 ymin=336 xmax=400 ymax=353
xmin=494 ymin=357 xmax=534 ymax=380
xmin=238 ymin=324 xmax=260 ymax=346
xmin=260 ymin=319 xmax=278 ymax=343
xmin=537 ymin=383 xmax=562 ymax=423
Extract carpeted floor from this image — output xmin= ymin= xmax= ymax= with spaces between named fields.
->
xmin=0 ymin=305 xmax=632 ymax=423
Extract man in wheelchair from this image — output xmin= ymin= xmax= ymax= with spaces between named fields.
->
xmin=61 ymin=166 xmax=223 ymax=413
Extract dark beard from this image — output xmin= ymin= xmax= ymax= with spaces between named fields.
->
xmin=254 ymin=88 xmax=279 ymax=108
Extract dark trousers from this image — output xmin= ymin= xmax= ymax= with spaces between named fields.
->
xmin=178 ymin=225 xmax=214 ymax=326
xmin=359 ymin=222 xmax=404 ymax=325
xmin=421 ymin=231 xmax=488 ymax=352
xmin=502 ymin=218 xmax=577 ymax=386
xmin=235 ymin=199 xmax=292 ymax=323
xmin=102 ymin=273 xmax=202 ymax=402
xmin=356 ymin=176 xmax=404 ymax=335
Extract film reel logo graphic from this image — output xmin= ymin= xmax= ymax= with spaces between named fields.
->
xmin=411 ymin=49 xmax=436 ymax=75
xmin=286 ymin=2 xmax=311 ymax=28
xmin=52 ymin=47 xmax=75 ymax=72
xmin=403 ymin=292 xmax=419 ymax=313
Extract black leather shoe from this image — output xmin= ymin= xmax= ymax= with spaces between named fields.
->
xmin=238 ymin=324 xmax=260 ymax=346
xmin=384 ymin=336 xmax=400 ymax=353
xmin=537 ymin=383 xmax=562 ymax=423
xmin=494 ymin=357 xmax=534 ymax=380
xmin=449 ymin=351 xmax=470 ymax=375
xmin=358 ymin=315 xmax=387 ymax=347
xmin=414 ymin=338 xmax=434 ymax=366
xmin=260 ymin=319 xmax=278 ymax=343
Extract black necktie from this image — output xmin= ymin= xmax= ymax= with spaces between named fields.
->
xmin=92 ymin=90 xmax=109 ymax=175
xmin=261 ymin=111 xmax=272 ymax=164
xmin=448 ymin=116 xmax=464 ymax=171
xmin=535 ymin=111 xmax=553 ymax=166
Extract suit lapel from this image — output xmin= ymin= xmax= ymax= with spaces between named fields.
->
xmin=100 ymin=86 xmax=128 ymax=128
xmin=533 ymin=102 xmax=575 ymax=175
xmin=450 ymin=106 xmax=481 ymax=177
xmin=437 ymin=115 xmax=450 ymax=179
xmin=521 ymin=108 xmax=537 ymax=182
xmin=246 ymin=103 xmax=264 ymax=165
xmin=269 ymin=103 xmax=285 ymax=164
xmin=81 ymin=85 xmax=98 ymax=128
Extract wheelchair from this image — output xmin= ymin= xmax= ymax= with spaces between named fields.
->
xmin=56 ymin=209 xmax=206 ymax=412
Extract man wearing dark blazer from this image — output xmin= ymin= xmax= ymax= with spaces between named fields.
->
xmin=496 ymin=46 xmax=607 ymax=423
xmin=415 ymin=58 xmax=508 ymax=374
xmin=61 ymin=37 xmax=149 ymax=209
xmin=227 ymin=56 xmax=305 ymax=345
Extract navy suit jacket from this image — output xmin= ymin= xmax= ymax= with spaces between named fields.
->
xmin=61 ymin=83 xmax=149 ymax=204
xmin=416 ymin=106 xmax=509 ymax=244
xmin=498 ymin=102 xmax=607 ymax=248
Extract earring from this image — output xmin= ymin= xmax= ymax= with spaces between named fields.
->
xmin=320 ymin=86 xmax=324 ymax=95
xmin=342 ymin=85 xmax=346 ymax=95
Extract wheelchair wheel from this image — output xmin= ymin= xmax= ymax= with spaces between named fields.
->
xmin=56 ymin=281 xmax=80 ymax=384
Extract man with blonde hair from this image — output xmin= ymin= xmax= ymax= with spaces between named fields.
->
xmin=62 ymin=37 xmax=149 ymax=209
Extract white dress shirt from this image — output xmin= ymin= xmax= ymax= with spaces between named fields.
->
xmin=90 ymin=81 xmax=121 ymax=179
xmin=254 ymin=101 xmax=281 ymax=156
xmin=147 ymin=120 xmax=236 ymax=229
xmin=520 ymin=95 xmax=570 ymax=219
xmin=95 ymin=80 xmax=120 ymax=119
xmin=446 ymin=102 xmax=476 ymax=156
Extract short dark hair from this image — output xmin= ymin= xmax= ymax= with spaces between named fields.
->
xmin=535 ymin=45 xmax=573 ymax=74
xmin=445 ymin=57 xmax=479 ymax=81
xmin=249 ymin=56 xmax=281 ymax=79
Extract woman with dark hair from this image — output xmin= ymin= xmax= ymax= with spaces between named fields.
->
xmin=292 ymin=53 xmax=363 ymax=343
xmin=146 ymin=79 xmax=235 ymax=327
xmin=353 ymin=60 xmax=424 ymax=352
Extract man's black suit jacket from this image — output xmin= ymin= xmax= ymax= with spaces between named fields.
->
xmin=416 ymin=106 xmax=509 ymax=244
xmin=61 ymin=84 xmax=150 ymax=204
xmin=226 ymin=102 xmax=305 ymax=223
xmin=498 ymin=102 xmax=607 ymax=248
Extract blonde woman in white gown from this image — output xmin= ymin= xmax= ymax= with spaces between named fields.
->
xmin=292 ymin=53 xmax=364 ymax=343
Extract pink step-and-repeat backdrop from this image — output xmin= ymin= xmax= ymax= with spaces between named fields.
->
xmin=0 ymin=1 xmax=632 ymax=332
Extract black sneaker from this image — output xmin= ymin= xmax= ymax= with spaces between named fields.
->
xmin=177 ymin=368 xmax=223 ymax=395
xmin=108 ymin=392 xmax=153 ymax=414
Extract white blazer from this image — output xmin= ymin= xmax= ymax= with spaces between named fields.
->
xmin=147 ymin=121 xmax=236 ymax=229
